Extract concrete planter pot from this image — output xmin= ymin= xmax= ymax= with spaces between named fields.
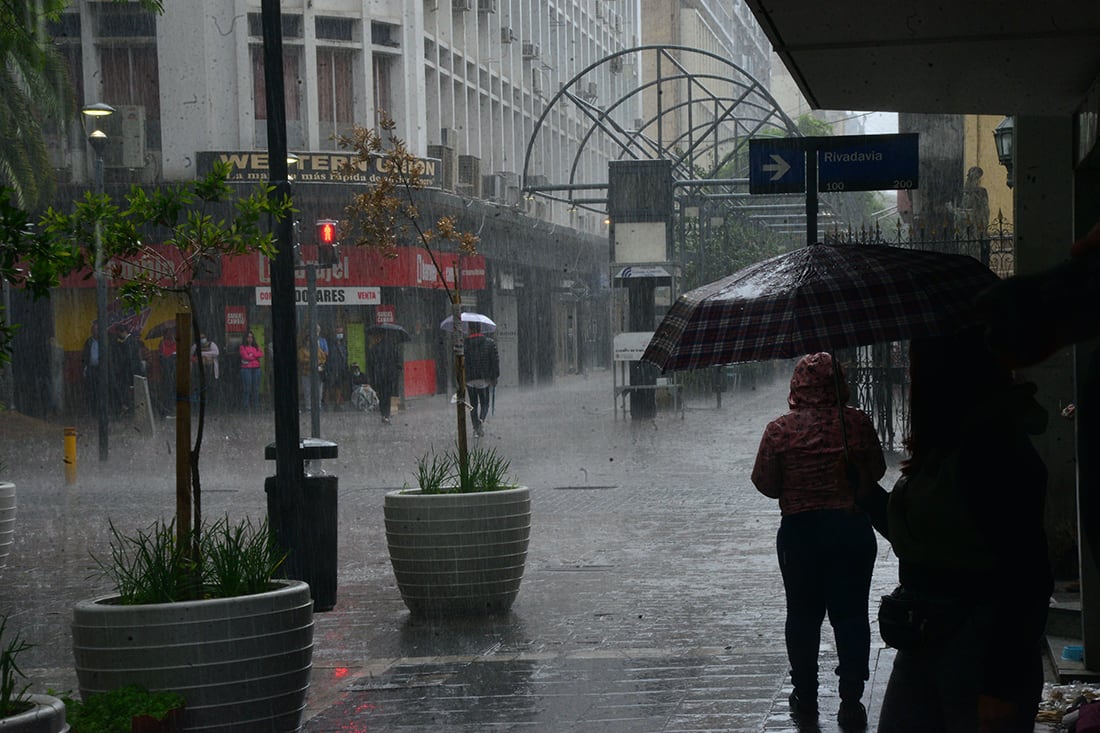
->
xmin=384 ymin=486 xmax=530 ymax=616
xmin=72 ymin=580 xmax=313 ymax=733
xmin=0 ymin=482 xmax=14 ymax=568
xmin=0 ymin=694 xmax=69 ymax=732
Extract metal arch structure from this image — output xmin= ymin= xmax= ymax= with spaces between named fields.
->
xmin=520 ymin=45 xmax=818 ymax=230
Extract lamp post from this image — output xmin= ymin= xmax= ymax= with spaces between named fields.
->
xmin=993 ymin=116 xmax=1014 ymax=189
xmin=82 ymin=102 xmax=115 ymax=461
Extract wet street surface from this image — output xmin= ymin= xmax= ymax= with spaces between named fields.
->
xmin=0 ymin=367 xmax=972 ymax=731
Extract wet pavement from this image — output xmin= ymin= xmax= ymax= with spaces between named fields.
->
xmin=0 ymin=366 xmax=1053 ymax=731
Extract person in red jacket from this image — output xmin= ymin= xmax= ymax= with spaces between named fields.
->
xmin=752 ymin=352 xmax=886 ymax=729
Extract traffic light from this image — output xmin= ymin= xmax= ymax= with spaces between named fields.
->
xmin=316 ymin=219 xmax=339 ymax=266
xmin=316 ymin=219 xmax=338 ymax=246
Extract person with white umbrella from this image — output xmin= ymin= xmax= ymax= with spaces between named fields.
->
xmin=463 ymin=322 xmax=499 ymax=437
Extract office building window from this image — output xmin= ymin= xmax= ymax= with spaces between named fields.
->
xmin=251 ymin=45 xmax=304 ymax=147
xmin=317 ymin=48 xmax=355 ymax=147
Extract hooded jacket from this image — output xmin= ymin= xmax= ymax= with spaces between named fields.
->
xmin=751 ymin=353 xmax=886 ymax=516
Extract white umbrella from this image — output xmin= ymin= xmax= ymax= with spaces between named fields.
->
xmin=440 ymin=312 xmax=497 ymax=333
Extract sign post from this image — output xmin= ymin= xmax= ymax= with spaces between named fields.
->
xmin=749 ymin=133 xmax=919 ymax=244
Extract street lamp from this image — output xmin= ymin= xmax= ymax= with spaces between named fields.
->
xmin=993 ymin=116 xmax=1014 ymax=189
xmin=82 ymin=102 xmax=115 ymax=461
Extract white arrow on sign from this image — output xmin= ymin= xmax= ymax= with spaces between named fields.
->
xmin=762 ymin=154 xmax=792 ymax=181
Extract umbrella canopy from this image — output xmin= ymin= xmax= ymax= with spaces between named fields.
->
xmin=643 ymin=242 xmax=1000 ymax=372
xmin=367 ymin=323 xmax=410 ymax=342
xmin=440 ymin=312 xmax=497 ymax=333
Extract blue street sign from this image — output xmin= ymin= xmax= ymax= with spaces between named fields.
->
xmin=749 ymin=133 xmax=920 ymax=194
xmin=749 ymin=138 xmax=806 ymax=194
xmin=817 ymin=133 xmax=919 ymax=192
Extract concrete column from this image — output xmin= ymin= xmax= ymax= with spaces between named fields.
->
xmin=1073 ymin=168 xmax=1100 ymax=670
xmin=1013 ymin=116 xmax=1078 ymax=576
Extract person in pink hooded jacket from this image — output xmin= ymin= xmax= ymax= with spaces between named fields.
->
xmin=752 ymin=352 xmax=886 ymax=729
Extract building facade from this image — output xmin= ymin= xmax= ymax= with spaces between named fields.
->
xmin=21 ymin=0 xmax=647 ymax=417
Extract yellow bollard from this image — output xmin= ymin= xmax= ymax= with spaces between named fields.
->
xmin=64 ymin=427 xmax=77 ymax=484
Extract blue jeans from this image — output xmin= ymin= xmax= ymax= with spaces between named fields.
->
xmin=241 ymin=367 xmax=261 ymax=409
xmin=777 ymin=509 xmax=877 ymax=703
xmin=468 ymin=385 xmax=491 ymax=427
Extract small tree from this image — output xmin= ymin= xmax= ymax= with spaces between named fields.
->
xmin=40 ymin=162 xmax=292 ymax=596
xmin=0 ymin=189 xmax=81 ymax=367
xmin=335 ymin=118 xmax=480 ymax=476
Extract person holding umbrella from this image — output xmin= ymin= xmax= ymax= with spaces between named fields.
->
xmin=463 ymin=322 xmax=499 ymax=437
xmin=751 ymin=352 xmax=885 ymax=729
xmin=855 ymin=330 xmax=1052 ymax=733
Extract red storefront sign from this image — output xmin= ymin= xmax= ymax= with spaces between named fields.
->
xmin=224 ymin=306 xmax=247 ymax=332
xmin=58 ymin=245 xmax=487 ymax=291
xmin=375 ymin=305 xmax=396 ymax=324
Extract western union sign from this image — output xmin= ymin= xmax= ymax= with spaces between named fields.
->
xmin=197 ymin=151 xmax=442 ymax=188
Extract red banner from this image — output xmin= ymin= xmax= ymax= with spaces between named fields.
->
xmin=58 ymin=244 xmax=486 ymax=291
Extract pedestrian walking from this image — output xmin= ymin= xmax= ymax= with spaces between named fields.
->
xmin=81 ymin=321 xmax=101 ymax=416
xmin=463 ymin=322 xmax=499 ymax=437
xmin=367 ymin=330 xmax=401 ymax=424
xmin=325 ymin=325 xmax=349 ymax=410
xmin=239 ymin=330 xmax=263 ymax=410
xmin=751 ymin=352 xmax=885 ymax=729
xmin=157 ymin=329 xmax=177 ymax=416
xmin=855 ymin=329 xmax=1052 ymax=733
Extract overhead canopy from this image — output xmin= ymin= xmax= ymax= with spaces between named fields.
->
xmin=745 ymin=1 xmax=1100 ymax=115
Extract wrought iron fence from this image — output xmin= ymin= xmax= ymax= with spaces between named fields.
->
xmin=824 ymin=213 xmax=1014 ymax=452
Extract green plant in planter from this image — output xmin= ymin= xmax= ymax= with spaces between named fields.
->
xmin=413 ymin=445 xmax=516 ymax=495
xmin=41 ymin=162 xmax=292 ymax=597
xmin=63 ymin=685 xmax=185 ymax=732
xmin=94 ymin=516 xmax=286 ymax=604
xmin=0 ymin=615 xmax=32 ymax=718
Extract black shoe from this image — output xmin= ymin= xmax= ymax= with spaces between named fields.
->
xmin=837 ymin=700 xmax=867 ymax=730
xmin=789 ymin=691 xmax=818 ymax=720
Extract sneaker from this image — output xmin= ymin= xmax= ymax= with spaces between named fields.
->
xmin=382 ymin=416 xmax=391 ymax=425
xmin=788 ymin=691 xmax=818 ymax=721
xmin=837 ymin=700 xmax=867 ymax=730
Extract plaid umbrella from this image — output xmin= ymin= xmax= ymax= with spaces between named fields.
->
xmin=642 ymin=242 xmax=1000 ymax=372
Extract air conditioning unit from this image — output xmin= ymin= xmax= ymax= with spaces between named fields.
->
xmin=609 ymin=56 xmax=624 ymax=73
xmin=531 ymin=73 xmax=543 ymax=97
xmin=633 ymin=117 xmax=646 ymax=131
xmin=440 ymin=127 xmax=460 ymax=148
xmin=580 ymin=81 xmax=598 ymax=102
xmin=614 ymin=14 xmax=622 ymax=32
xmin=500 ymin=26 xmax=515 ymax=43
xmin=478 ymin=0 xmax=496 ymax=12
xmin=483 ymin=173 xmax=505 ymax=202
xmin=427 ymin=144 xmax=457 ymax=191
xmin=102 ymin=105 xmax=146 ymax=168
xmin=457 ymin=155 xmax=482 ymax=198
xmin=522 ymin=42 xmax=539 ymax=59
xmin=452 ymin=0 xmax=472 ymax=11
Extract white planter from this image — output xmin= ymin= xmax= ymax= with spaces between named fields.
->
xmin=0 ymin=482 xmax=14 ymax=568
xmin=72 ymin=580 xmax=313 ymax=733
xmin=384 ymin=486 xmax=530 ymax=616
xmin=0 ymin=694 xmax=69 ymax=733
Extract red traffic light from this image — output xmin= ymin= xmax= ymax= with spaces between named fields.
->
xmin=316 ymin=219 xmax=338 ymax=245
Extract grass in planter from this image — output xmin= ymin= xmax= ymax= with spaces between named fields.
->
xmin=0 ymin=615 xmax=32 ymax=717
xmin=413 ymin=445 xmax=515 ymax=494
xmin=63 ymin=685 xmax=185 ymax=730
xmin=96 ymin=520 xmax=193 ymax=605
xmin=202 ymin=516 xmax=286 ymax=598
xmin=95 ymin=517 xmax=285 ymax=604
